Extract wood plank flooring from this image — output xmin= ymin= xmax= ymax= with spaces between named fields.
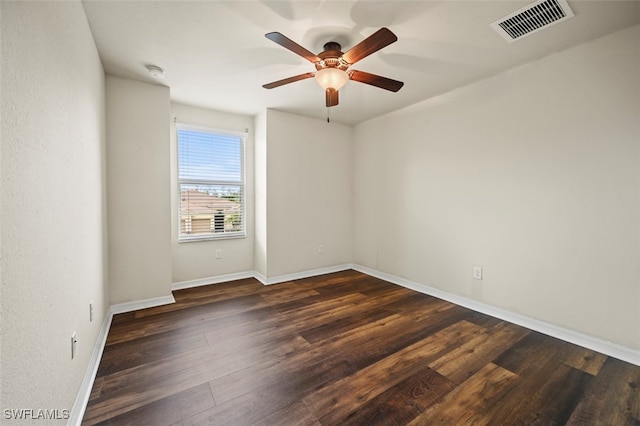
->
xmin=83 ymin=270 xmax=640 ymax=425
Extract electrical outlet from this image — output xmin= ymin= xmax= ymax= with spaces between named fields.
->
xmin=71 ymin=333 xmax=77 ymax=359
xmin=215 ymin=249 xmax=222 ymax=259
xmin=318 ymin=244 xmax=324 ymax=254
xmin=473 ymin=265 xmax=483 ymax=280
xmin=89 ymin=301 xmax=94 ymax=322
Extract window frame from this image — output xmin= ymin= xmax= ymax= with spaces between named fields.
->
xmin=176 ymin=123 xmax=246 ymax=242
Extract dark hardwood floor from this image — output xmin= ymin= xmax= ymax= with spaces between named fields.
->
xmin=83 ymin=270 xmax=640 ymax=425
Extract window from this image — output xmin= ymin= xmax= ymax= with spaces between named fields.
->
xmin=177 ymin=125 xmax=245 ymax=241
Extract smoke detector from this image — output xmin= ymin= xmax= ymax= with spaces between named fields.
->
xmin=490 ymin=0 xmax=575 ymax=43
xmin=146 ymin=65 xmax=165 ymax=80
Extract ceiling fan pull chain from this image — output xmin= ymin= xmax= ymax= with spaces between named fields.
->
xmin=327 ymin=107 xmax=330 ymax=123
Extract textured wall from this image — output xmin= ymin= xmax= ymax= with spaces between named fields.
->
xmin=1 ymin=1 xmax=108 ymax=421
xmin=254 ymin=111 xmax=268 ymax=278
xmin=106 ymin=76 xmax=172 ymax=303
xmin=353 ymin=25 xmax=640 ymax=351
xmin=265 ymin=110 xmax=353 ymax=278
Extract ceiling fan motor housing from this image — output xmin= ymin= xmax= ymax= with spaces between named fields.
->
xmin=316 ymin=42 xmax=349 ymax=71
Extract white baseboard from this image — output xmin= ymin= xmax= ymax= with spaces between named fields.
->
xmin=109 ymin=294 xmax=176 ymax=315
xmin=67 ymin=310 xmax=113 ymax=426
xmin=253 ymin=270 xmax=267 ymax=285
xmin=255 ymin=264 xmax=353 ymax=285
xmin=351 ymin=263 xmax=640 ymax=367
xmin=173 ymin=265 xmax=353 ymax=289
xmin=172 ymin=271 xmax=255 ymax=291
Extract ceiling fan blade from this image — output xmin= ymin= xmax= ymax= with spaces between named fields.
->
xmin=326 ymin=88 xmax=339 ymax=107
xmin=342 ymin=28 xmax=398 ymax=65
xmin=265 ymin=32 xmax=321 ymax=63
xmin=348 ymin=70 xmax=404 ymax=92
xmin=262 ymin=72 xmax=315 ymax=89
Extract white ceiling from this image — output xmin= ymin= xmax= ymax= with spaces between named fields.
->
xmin=82 ymin=0 xmax=639 ymax=125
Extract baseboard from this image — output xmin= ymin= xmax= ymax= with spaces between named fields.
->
xmin=67 ymin=310 xmax=113 ymax=426
xmin=352 ymin=264 xmax=640 ymax=367
xmin=253 ymin=270 xmax=267 ymax=285
xmin=172 ymin=271 xmax=255 ymax=291
xmin=174 ymin=265 xmax=354 ymax=289
xmin=110 ymin=294 xmax=176 ymax=315
xmin=255 ymin=264 xmax=353 ymax=285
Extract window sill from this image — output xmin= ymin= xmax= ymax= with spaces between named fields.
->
xmin=178 ymin=232 xmax=246 ymax=243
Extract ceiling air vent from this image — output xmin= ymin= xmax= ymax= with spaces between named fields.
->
xmin=490 ymin=0 xmax=575 ymax=42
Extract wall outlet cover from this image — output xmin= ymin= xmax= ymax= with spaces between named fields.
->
xmin=71 ymin=333 xmax=77 ymax=359
xmin=473 ymin=265 xmax=483 ymax=280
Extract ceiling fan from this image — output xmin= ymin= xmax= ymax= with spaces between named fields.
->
xmin=262 ymin=28 xmax=404 ymax=107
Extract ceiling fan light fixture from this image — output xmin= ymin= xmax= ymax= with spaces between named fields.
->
xmin=315 ymin=68 xmax=349 ymax=90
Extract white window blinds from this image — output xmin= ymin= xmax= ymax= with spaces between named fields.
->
xmin=177 ymin=126 xmax=245 ymax=241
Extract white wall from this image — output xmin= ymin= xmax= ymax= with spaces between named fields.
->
xmin=265 ymin=110 xmax=352 ymax=278
xmin=170 ymin=102 xmax=254 ymax=284
xmin=254 ymin=111 xmax=268 ymax=278
xmin=106 ymin=76 xmax=172 ymax=303
xmin=1 ymin=0 xmax=108 ymax=421
xmin=353 ymin=25 xmax=640 ymax=351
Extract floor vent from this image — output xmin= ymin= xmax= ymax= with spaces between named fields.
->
xmin=490 ymin=0 xmax=575 ymax=42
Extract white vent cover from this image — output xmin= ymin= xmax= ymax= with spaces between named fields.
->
xmin=490 ymin=0 xmax=575 ymax=42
